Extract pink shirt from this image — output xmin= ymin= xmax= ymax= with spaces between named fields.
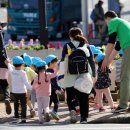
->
xmin=32 ymin=70 xmax=57 ymax=97
xmin=0 ymin=68 xmax=8 ymax=80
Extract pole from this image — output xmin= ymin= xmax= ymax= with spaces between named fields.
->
xmin=81 ymin=0 xmax=89 ymax=38
xmin=38 ymin=0 xmax=48 ymax=49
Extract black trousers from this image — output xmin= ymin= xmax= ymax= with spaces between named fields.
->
xmin=0 ymin=79 xmax=10 ymax=100
xmin=50 ymin=90 xmax=59 ymax=113
xmin=13 ymin=93 xmax=27 ymax=119
xmin=66 ymin=87 xmax=89 ymax=118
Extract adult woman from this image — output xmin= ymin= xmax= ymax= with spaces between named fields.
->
xmin=61 ymin=27 xmax=96 ymax=124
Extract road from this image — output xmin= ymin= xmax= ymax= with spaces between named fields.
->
xmin=1 ymin=124 xmax=130 ymax=130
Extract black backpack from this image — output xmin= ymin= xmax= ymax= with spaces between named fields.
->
xmin=68 ymin=42 xmax=89 ymax=74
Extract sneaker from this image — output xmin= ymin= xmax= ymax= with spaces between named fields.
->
xmin=39 ymin=119 xmax=44 ymax=124
xmin=45 ymin=113 xmax=50 ymax=122
xmin=114 ymin=106 xmax=127 ymax=113
xmin=20 ymin=119 xmax=26 ymax=123
xmin=99 ymin=107 xmax=105 ymax=112
xmin=5 ymin=99 xmax=12 ymax=115
xmin=127 ymin=107 xmax=130 ymax=112
xmin=30 ymin=109 xmax=36 ymax=118
xmin=80 ymin=118 xmax=87 ymax=124
xmin=70 ymin=110 xmax=77 ymax=124
xmin=111 ymin=106 xmax=116 ymax=113
xmin=13 ymin=116 xmax=19 ymax=120
xmin=50 ymin=111 xmax=60 ymax=121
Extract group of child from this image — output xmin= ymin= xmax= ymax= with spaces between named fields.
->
xmin=5 ymin=53 xmax=62 ymax=123
xmin=2 ymin=43 xmax=122 ymax=124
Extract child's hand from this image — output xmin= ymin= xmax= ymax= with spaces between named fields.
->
xmin=4 ymin=58 xmax=10 ymax=65
xmin=55 ymin=90 xmax=61 ymax=95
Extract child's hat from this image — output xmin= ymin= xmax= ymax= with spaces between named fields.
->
xmin=96 ymin=46 xmax=102 ymax=50
xmin=13 ymin=56 xmax=24 ymax=65
xmin=96 ymin=53 xmax=105 ymax=62
xmin=44 ymin=54 xmax=57 ymax=64
xmin=118 ymin=49 xmax=123 ymax=55
xmin=32 ymin=57 xmax=42 ymax=66
xmin=35 ymin=60 xmax=46 ymax=68
xmin=23 ymin=53 xmax=32 ymax=66
xmin=92 ymin=48 xmax=102 ymax=55
xmin=89 ymin=45 xmax=96 ymax=52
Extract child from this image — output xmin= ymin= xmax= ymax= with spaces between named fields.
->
xmin=31 ymin=57 xmax=42 ymax=109
xmin=115 ymin=50 xmax=123 ymax=97
xmin=95 ymin=53 xmax=115 ymax=112
xmin=32 ymin=59 xmax=58 ymax=124
xmin=44 ymin=54 xmax=61 ymax=121
xmin=5 ymin=56 xmax=32 ymax=123
xmin=22 ymin=53 xmax=37 ymax=118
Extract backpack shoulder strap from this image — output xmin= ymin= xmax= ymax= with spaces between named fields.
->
xmin=67 ymin=42 xmax=76 ymax=50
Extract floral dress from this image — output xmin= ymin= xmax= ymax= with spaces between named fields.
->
xmin=95 ymin=68 xmax=111 ymax=89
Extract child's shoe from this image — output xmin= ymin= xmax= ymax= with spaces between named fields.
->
xmin=99 ymin=107 xmax=105 ymax=112
xmin=45 ymin=113 xmax=50 ymax=122
xmin=50 ymin=111 xmax=60 ymax=121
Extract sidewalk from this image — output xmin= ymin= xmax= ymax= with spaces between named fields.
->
xmin=0 ymin=102 xmax=130 ymax=124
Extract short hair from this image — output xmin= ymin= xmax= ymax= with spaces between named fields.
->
xmin=105 ymin=11 xmax=118 ymax=18
xmin=13 ymin=64 xmax=23 ymax=67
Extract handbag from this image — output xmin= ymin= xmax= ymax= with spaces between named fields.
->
xmin=74 ymin=73 xmax=93 ymax=94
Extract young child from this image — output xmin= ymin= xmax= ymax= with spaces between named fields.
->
xmin=21 ymin=53 xmax=37 ymax=118
xmin=31 ymin=57 xmax=42 ymax=109
xmin=44 ymin=54 xmax=62 ymax=121
xmin=32 ymin=59 xmax=58 ymax=124
xmin=95 ymin=53 xmax=115 ymax=112
xmin=115 ymin=50 xmax=123 ymax=98
xmin=5 ymin=56 xmax=32 ymax=123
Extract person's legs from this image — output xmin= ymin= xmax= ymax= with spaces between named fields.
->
xmin=96 ymin=89 xmax=103 ymax=109
xmin=50 ymin=90 xmax=60 ymax=121
xmin=20 ymin=93 xmax=27 ymax=122
xmin=76 ymin=90 xmax=89 ymax=123
xmin=66 ymin=87 xmax=77 ymax=111
xmin=103 ymin=88 xmax=114 ymax=108
xmin=31 ymin=90 xmax=36 ymax=109
xmin=0 ymin=79 xmax=11 ymax=114
xmin=27 ymin=91 xmax=36 ymax=117
xmin=43 ymin=96 xmax=50 ymax=122
xmin=119 ymin=47 xmax=130 ymax=109
xmin=0 ymin=79 xmax=10 ymax=99
xmin=66 ymin=87 xmax=77 ymax=123
xmin=37 ymin=96 xmax=44 ymax=122
xmin=13 ymin=93 xmax=19 ymax=118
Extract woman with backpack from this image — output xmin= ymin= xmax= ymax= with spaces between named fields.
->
xmin=60 ymin=27 xmax=96 ymax=124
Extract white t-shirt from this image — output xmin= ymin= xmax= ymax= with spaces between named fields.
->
xmin=8 ymin=63 xmax=32 ymax=93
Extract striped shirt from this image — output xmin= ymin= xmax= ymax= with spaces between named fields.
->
xmin=115 ymin=58 xmax=122 ymax=82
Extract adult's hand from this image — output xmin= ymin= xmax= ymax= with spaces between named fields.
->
xmin=101 ymin=57 xmax=109 ymax=72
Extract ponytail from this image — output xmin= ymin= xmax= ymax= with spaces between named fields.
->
xmin=38 ymin=70 xmax=41 ymax=85
xmin=37 ymin=66 xmax=48 ymax=84
xmin=45 ymin=68 xmax=48 ymax=83
xmin=73 ymin=35 xmax=87 ymax=43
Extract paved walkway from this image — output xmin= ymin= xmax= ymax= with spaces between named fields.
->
xmin=1 ymin=102 xmax=130 ymax=124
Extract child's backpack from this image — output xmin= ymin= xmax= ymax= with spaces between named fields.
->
xmin=68 ymin=42 xmax=90 ymax=75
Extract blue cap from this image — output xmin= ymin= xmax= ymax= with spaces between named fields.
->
xmin=96 ymin=53 xmax=105 ymax=62
xmin=23 ymin=53 xmax=32 ymax=66
xmin=96 ymin=46 xmax=102 ymax=50
xmin=92 ymin=48 xmax=102 ymax=55
xmin=44 ymin=54 xmax=57 ymax=64
xmin=35 ymin=60 xmax=46 ymax=68
xmin=118 ymin=49 xmax=123 ymax=55
xmin=32 ymin=57 xmax=42 ymax=66
xmin=13 ymin=56 xmax=24 ymax=65
xmin=89 ymin=45 xmax=96 ymax=52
